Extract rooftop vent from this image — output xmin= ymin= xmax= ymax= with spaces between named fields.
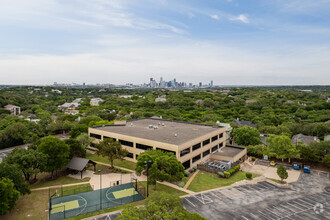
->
xmin=174 ymin=133 xmax=177 ymax=137
xmin=130 ymin=123 xmax=133 ymax=127
xmin=161 ymin=123 xmax=165 ymax=126
xmin=154 ymin=126 xmax=158 ymax=129
xmin=149 ymin=124 xmax=153 ymax=128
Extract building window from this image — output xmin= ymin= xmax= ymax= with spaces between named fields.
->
xmin=219 ymin=142 xmax=224 ymax=148
xmin=192 ymin=154 xmax=201 ymax=163
xmin=219 ymin=133 xmax=224 ymax=138
xmin=182 ymin=160 xmax=190 ymax=170
xmin=192 ymin=143 xmax=201 ymax=151
xmin=212 ymin=145 xmax=218 ymax=152
xmin=126 ymin=153 xmax=133 ymax=158
xmin=90 ymin=133 xmax=101 ymax=139
xmin=203 ymin=149 xmax=210 ymax=157
xmin=156 ymin=148 xmax=176 ymax=156
xmin=211 ymin=135 xmax=218 ymax=142
xmin=136 ymin=143 xmax=153 ymax=151
xmin=180 ymin=147 xmax=190 ymax=157
xmin=119 ymin=139 xmax=133 ymax=147
xmin=104 ymin=136 xmax=116 ymax=141
xmin=202 ymin=139 xmax=210 ymax=146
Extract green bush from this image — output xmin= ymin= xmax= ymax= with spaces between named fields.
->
xmin=184 ymin=171 xmax=190 ymax=177
xmin=233 ymin=165 xmax=240 ymax=172
xmin=246 ymin=172 xmax=252 ymax=179
xmin=178 ymin=181 xmax=185 ymax=188
xmin=228 ymin=169 xmax=235 ymax=175
xmin=224 ymin=171 xmax=230 ymax=178
xmin=251 ymin=157 xmax=257 ymax=161
xmin=217 ymin=172 xmax=224 ymax=178
xmin=193 ymin=166 xmax=197 ymax=171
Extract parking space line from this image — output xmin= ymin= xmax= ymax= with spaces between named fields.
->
xmin=291 ymin=200 xmax=310 ymax=209
xmin=286 ymin=202 xmax=305 ymax=211
xmin=257 ymin=211 xmax=273 ymax=220
xmin=265 ymin=208 xmax=281 ymax=217
xmin=209 ymin=191 xmax=222 ymax=199
xmin=299 ymin=212 xmax=321 ymax=220
xmin=184 ymin=198 xmax=196 ymax=207
xmin=241 ymin=216 xmax=249 ymax=220
xmin=272 ymin=205 xmax=291 ymax=215
xmin=297 ymin=198 xmax=314 ymax=206
xmin=255 ymin=183 xmax=268 ymax=190
xmin=250 ymin=213 xmax=262 ymax=219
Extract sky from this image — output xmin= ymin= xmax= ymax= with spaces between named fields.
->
xmin=0 ymin=0 xmax=330 ymax=85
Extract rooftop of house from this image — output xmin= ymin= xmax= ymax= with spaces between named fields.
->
xmin=213 ymin=145 xmax=246 ymax=158
xmin=232 ymin=119 xmax=257 ymax=128
xmin=292 ymin=133 xmax=320 ymax=146
xmin=4 ymin=104 xmax=19 ymax=109
xmin=90 ymin=118 xmax=223 ymax=146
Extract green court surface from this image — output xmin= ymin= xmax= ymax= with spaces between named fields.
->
xmin=51 ymin=200 xmax=79 ymax=214
xmin=113 ymin=188 xmax=138 ymax=199
xmin=49 ymin=182 xmax=144 ymax=220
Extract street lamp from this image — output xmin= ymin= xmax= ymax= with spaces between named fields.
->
xmin=144 ymin=160 xmax=152 ymax=197
xmin=98 ymin=169 xmax=102 ymax=209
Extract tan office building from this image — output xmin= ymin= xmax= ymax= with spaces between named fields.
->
xmin=88 ymin=118 xmax=227 ymax=170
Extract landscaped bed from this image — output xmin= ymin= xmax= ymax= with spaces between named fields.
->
xmin=187 ymin=171 xmax=259 ymax=192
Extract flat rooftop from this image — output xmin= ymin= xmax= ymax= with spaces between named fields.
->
xmin=90 ymin=118 xmax=222 ymax=145
xmin=213 ymin=146 xmax=245 ymax=158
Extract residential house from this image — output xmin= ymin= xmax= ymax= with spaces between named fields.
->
xmin=292 ymin=133 xmax=320 ymax=146
xmin=4 ymin=104 xmax=21 ymax=115
xmin=90 ymin=98 xmax=103 ymax=106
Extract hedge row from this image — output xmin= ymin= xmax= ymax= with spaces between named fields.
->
xmin=217 ymin=165 xmax=241 ymax=179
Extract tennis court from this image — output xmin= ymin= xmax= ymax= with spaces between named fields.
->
xmin=49 ymin=182 xmax=144 ymax=220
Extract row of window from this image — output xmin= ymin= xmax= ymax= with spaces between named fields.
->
xmin=119 ymin=139 xmax=133 ymax=147
xmin=180 ymin=141 xmax=224 ymax=158
xmin=136 ymin=143 xmax=153 ymax=151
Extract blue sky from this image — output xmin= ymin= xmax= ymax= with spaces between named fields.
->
xmin=0 ymin=0 xmax=330 ymax=85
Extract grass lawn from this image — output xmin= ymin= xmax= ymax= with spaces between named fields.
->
xmin=87 ymin=163 xmax=130 ymax=175
xmin=3 ymin=183 xmax=92 ymax=220
xmin=139 ymin=181 xmax=187 ymax=197
xmin=30 ymin=173 xmax=90 ymax=189
xmin=86 ymin=153 xmax=136 ymax=170
xmin=187 ymin=171 xmax=259 ymax=192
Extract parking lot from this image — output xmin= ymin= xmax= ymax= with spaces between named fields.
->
xmin=183 ymin=172 xmax=330 ymax=219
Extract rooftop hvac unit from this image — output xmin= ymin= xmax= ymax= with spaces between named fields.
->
xmin=174 ymin=133 xmax=177 ymax=137
xmin=130 ymin=123 xmax=133 ymax=127
xmin=161 ymin=123 xmax=165 ymax=126
xmin=149 ymin=124 xmax=153 ymax=128
xmin=154 ymin=126 xmax=158 ymax=129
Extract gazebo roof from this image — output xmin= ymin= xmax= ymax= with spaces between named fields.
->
xmin=66 ymin=157 xmax=95 ymax=171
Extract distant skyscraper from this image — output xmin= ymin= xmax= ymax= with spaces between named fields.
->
xmin=210 ymin=80 xmax=213 ymax=88
xmin=199 ymin=82 xmax=202 ymax=87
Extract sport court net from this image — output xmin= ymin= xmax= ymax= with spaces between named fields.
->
xmin=49 ymin=182 xmax=144 ymax=220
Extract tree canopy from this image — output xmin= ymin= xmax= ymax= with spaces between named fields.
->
xmin=267 ymin=135 xmax=300 ymax=162
xmin=232 ymin=126 xmax=261 ymax=146
xmin=0 ymin=162 xmax=30 ymax=195
xmin=136 ymin=150 xmax=185 ymax=188
xmin=117 ymin=192 xmax=206 ymax=220
xmin=0 ymin=178 xmax=20 ymax=215
xmin=97 ymin=139 xmax=128 ymax=168
xmin=37 ymin=136 xmax=70 ymax=178
xmin=277 ymin=165 xmax=288 ymax=183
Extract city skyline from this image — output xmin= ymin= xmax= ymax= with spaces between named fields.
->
xmin=0 ymin=1 xmax=330 ymax=85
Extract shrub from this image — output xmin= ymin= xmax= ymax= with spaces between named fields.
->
xmin=189 ymin=169 xmax=195 ymax=173
xmin=233 ymin=165 xmax=240 ymax=172
xmin=228 ymin=169 xmax=235 ymax=175
xmin=217 ymin=172 xmax=224 ymax=178
xmin=246 ymin=172 xmax=252 ymax=179
xmin=193 ymin=166 xmax=197 ymax=171
xmin=178 ymin=181 xmax=185 ymax=188
xmin=184 ymin=171 xmax=190 ymax=177
xmin=224 ymin=171 xmax=230 ymax=178
xmin=251 ymin=157 xmax=257 ymax=161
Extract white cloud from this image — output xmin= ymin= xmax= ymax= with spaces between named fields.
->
xmin=210 ymin=14 xmax=219 ymax=20
xmin=230 ymin=14 xmax=249 ymax=23
xmin=0 ymin=42 xmax=329 ymax=85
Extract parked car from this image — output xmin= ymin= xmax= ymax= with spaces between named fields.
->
xmin=303 ymin=165 xmax=311 ymax=173
xmin=270 ymin=161 xmax=276 ymax=166
xmin=293 ymin=162 xmax=300 ymax=170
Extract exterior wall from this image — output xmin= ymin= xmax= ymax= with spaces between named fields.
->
xmin=88 ymin=126 xmax=226 ymax=170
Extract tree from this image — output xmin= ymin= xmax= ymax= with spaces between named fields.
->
xmin=296 ymin=142 xmax=319 ymax=163
xmin=76 ymin=133 xmax=94 ymax=149
xmin=136 ymin=150 xmax=185 ymax=189
xmin=69 ymin=124 xmax=88 ymax=138
xmin=37 ymin=136 xmax=70 ymax=178
xmin=97 ymin=139 xmax=128 ymax=168
xmin=117 ymin=192 xmax=206 ymax=220
xmin=232 ymin=126 xmax=261 ymax=146
xmin=65 ymin=139 xmax=86 ymax=158
xmin=0 ymin=162 xmax=30 ymax=195
xmin=1 ymin=122 xmax=28 ymax=147
xmin=267 ymin=135 xmax=300 ymax=162
xmin=277 ymin=165 xmax=288 ymax=183
xmin=4 ymin=148 xmax=47 ymax=183
xmin=322 ymin=154 xmax=330 ymax=167
xmin=0 ymin=178 xmax=20 ymax=215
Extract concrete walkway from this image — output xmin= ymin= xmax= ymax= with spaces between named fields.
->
xmin=31 ymin=181 xmax=89 ymax=191
xmin=184 ymin=169 xmax=199 ymax=189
